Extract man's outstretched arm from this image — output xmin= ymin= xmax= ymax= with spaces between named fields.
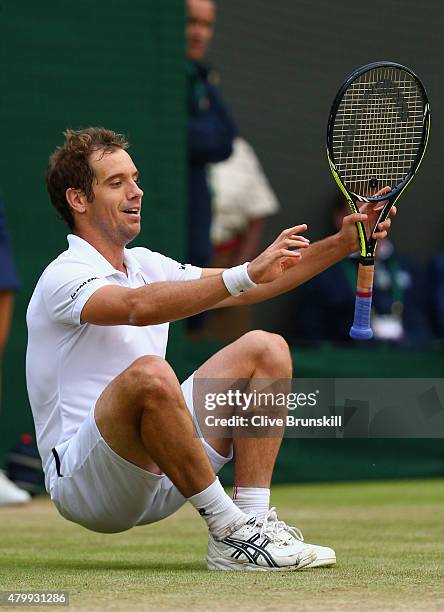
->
xmin=80 ymin=226 xmax=310 ymax=326
xmin=81 ymin=202 xmax=394 ymax=326
xmin=204 ymin=232 xmax=348 ymax=308
xmin=205 ymin=201 xmax=396 ymax=308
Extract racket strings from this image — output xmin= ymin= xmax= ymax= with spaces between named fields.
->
xmin=332 ymin=66 xmax=425 ymax=196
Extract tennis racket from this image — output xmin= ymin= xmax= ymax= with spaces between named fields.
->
xmin=326 ymin=61 xmax=430 ymax=339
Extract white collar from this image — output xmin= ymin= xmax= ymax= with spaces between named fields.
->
xmin=67 ymin=234 xmax=142 ymax=277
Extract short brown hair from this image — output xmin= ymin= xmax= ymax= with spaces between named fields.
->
xmin=47 ymin=127 xmax=129 ymax=230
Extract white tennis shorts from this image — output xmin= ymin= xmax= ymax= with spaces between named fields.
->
xmin=47 ymin=373 xmax=232 ymax=533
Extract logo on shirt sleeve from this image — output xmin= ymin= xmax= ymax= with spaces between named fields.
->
xmin=70 ymin=277 xmax=99 ymax=300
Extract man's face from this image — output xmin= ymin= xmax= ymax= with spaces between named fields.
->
xmin=186 ymin=0 xmax=215 ymax=61
xmin=85 ymin=148 xmax=143 ymax=246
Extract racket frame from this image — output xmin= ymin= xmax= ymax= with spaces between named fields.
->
xmin=326 ymin=61 xmax=430 ymax=339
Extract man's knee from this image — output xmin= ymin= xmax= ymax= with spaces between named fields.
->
xmin=124 ymin=356 xmax=180 ymax=405
xmin=241 ymin=330 xmax=292 ymax=375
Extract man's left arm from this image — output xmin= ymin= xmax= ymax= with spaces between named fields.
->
xmin=203 ymin=232 xmax=348 ymax=307
xmin=204 ymin=203 xmax=396 ymax=308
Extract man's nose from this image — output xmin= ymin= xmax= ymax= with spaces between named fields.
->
xmin=129 ymin=182 xmax=143 ymax=198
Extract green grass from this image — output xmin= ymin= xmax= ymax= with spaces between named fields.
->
xmin=1 ymin=480 xmax=443 ymax=611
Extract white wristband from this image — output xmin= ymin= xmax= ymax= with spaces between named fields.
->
xmin=222 ymin=262 xmax=257 ymax=297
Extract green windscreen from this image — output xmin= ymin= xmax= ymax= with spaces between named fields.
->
xmin=0 ymin=1 xmax=186 ymax=462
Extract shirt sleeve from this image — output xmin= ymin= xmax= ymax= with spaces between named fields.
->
xmin=128 ymin=247 xmax=203 ymax=283
xmin=159 ymin=255 xmax=202 ymax=282
xmin=41 ymin=261 xmax=110 ymax=326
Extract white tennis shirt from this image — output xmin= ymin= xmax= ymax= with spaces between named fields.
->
xmin=26 ymin=234 xmax=202 ymax=479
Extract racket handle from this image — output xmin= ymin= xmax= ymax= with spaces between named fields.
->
xmin=349 ymin=259 xmax=375 ymax=340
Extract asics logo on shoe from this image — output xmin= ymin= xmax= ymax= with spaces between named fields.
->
xmin=222 ymin=533 xmax=277 ymax=568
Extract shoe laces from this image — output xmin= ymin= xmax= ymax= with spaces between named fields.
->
xmin=259 ymin=507 xmax=304 ymax=545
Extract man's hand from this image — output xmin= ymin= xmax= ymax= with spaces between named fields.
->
xmin=339 ymin=187 xmax=397 ymax=253
xmin=247 ymin=224 xmax=310 ymax=284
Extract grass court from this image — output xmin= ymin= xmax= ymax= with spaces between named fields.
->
xmin=1 ymin=479 xmax=443 ymax=611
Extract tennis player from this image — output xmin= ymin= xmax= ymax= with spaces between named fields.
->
xmin=26 ymin=128 xmax=394 ymax=571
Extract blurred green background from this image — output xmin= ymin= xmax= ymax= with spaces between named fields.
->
xmin=0 ymin=0 xmax=188 ymax=460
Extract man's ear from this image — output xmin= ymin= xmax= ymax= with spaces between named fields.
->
xmin=66 ymin=188 xmax=88 ymax=215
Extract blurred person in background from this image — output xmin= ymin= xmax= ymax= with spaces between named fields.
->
xmin=429 ymin=253 xmax=444 ymax=340
xmin=186 ymin=0 xmax=237 ymax=334
xmin=0 ymin=196 xmax=30 ymax=505
xmin=207 ymin=137 xmax=280 ymax=341
xmin=287 ymin=196 xmax=433 ymax=348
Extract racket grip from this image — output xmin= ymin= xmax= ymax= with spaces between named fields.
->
xmin=349 ymin=260 xmax=375 ymax=340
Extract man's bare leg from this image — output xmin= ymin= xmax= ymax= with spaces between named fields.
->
xmin=94 ymin=345 xmax=317 ymax=570
xmin=195 ymin=332 xmax=320 ymax=570
xmin=194 ymin=330 xmax=292 ymax=491
xmin=94 ymin=355 xmax=216 ymax=497
xmin=198 ymin=332 xmax=337 ymax=570
xmin=94 ymin=355 xmax=245 ymax=538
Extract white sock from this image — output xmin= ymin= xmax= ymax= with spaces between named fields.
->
xmin=188 ymin=478 xmax=246 ymax=539
xmin=232 ymin=486 xmax=270 ymax=523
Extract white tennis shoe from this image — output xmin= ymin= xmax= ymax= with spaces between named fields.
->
xmin=0 ymin=471 xmax=31 ymax=506
xmin=261 ymin=508 xmax=336 ymax=568
xmin=207 ymin=509 xmax=317 ymax=571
